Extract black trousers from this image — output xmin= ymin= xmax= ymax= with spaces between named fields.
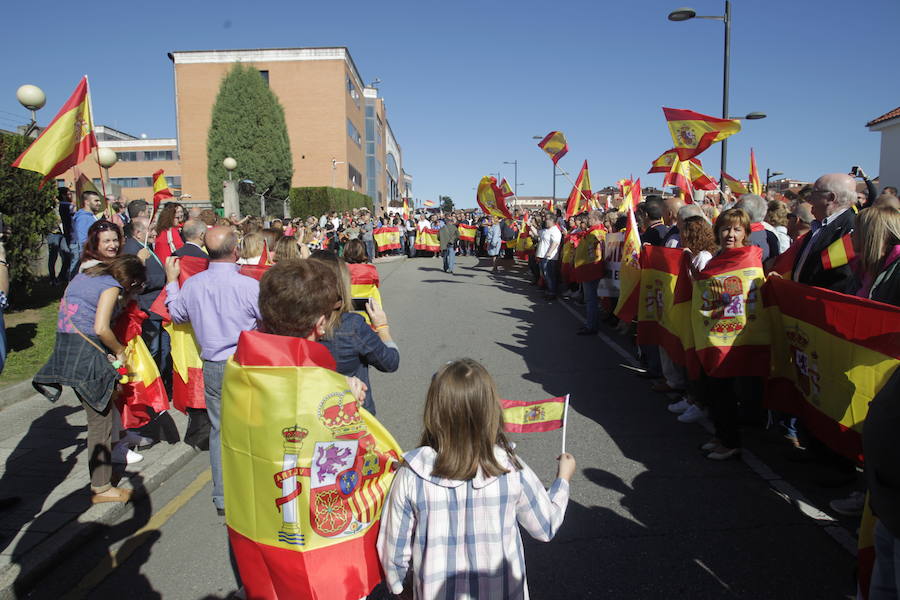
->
xmin=701 ymin=373 xmax=741 ymax=448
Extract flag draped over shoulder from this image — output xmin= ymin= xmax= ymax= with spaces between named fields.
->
xmin=636 ymin=246 xmax=694 ymax=366
xmin=721 ymin=172 xmax=749 ymax=195
xmin=821 ymin=234 xmax=855 ymax=270
xmin=373 ymin=227 xmax=401 ymax=251
xmin=112 ymin=302 xmax=169 ymax=429
xmin=150 ymin=256 xmax=210 ymax=412
xmin=475 ymin=176 xmax=513 ymax=220
xmin=457 ymin=224 xmax=476 ymax=242
xmin=222 ymin=330 xmax=402 ymax=600
xmin=500 ymin=396 xmax=567 ymax=433
xmin=572 ymin=225 xmax=606 ymax=283
xmin=565 ymin=161 xmax=592 ymax=218
xmin=152 ymin=169 xmax=174 ymax=212
xmin=663 ymin=107 xmax=741 ymax=161
xmin=414 ymin=228 xmax=440 ymax=253
xmin=763 ymin=277 xmax=900 ymax=462
xmin=12 ymin=76 xmax=97 ymax=187
xmin=537 ymin=131 xmax=568 ymax=164
xmin=691 ymin=246 xmax=770 ymax=377
xmin=613 ymin=208 xmax=642 ymax=321
xmin=749 ymin=148 xmax=762 ymax=195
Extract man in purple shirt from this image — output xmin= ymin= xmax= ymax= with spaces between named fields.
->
xmin=165 ymin=226 xmax=261 ymax=515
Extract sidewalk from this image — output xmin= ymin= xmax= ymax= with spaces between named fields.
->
xmin=0 ymin=387 xmax=196 ymax=599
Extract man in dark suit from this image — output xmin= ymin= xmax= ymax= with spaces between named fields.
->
xmin=123 ymin=217 xmax=172 ymax=395
xmin=640 ymin=197 xmax=670 ymax=247
xmin=792 ymin=173 xmax=857 ymax=293
xmin=173 ymin=219 xmax=208 ymax=259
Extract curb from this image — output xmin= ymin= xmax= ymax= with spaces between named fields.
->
xmin=0 ymin=380 xmax=39 ymax=412
xmin=0 ymin=439 xmax=199 ymax=599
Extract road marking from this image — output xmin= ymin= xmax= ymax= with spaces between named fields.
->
xmin=63 ymin=468 xmax=212 ymax=599
xmin=556 ymin=295 xmax=857 ymax=557
xmin=693 ymin=558 xmax=735 ymax=594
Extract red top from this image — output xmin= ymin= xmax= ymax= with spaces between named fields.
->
xmin=154 ymin=227 xmax=184 ymax=263
xmin=347 ymin=263 xmax=380 ymax=287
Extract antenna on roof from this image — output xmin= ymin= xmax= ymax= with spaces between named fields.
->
xmin=369 ymin=77 xmax=382 ymax=87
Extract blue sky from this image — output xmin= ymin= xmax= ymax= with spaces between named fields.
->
xmin=2 ymin=0 xmax=898 ymax=208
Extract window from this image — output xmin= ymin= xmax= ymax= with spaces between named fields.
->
xmin=346 ymin=76 xmax=360 ymax=107
xmin=259 ymin=70 xmax=269 ymax=85
xmin=116 ymin=151 xmax=139 ymax=162
xmin=143 ymin=150 xmax=174 ymax=161
xmin=346 ymin=119 xmax=362 ymax=147
xmin=348 ymin=164 xmax=362 ymax=188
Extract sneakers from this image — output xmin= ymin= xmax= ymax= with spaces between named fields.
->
xmin=707 ymin=446 xmax=741 ymax=461
xmin=700 ymin=438 xmax=721 ymax=451
xmin=119 ymin=430 xmax=156 ymax=450
xmin=667 ymin=398 xmax=691 ymax=414
xmin=829 ymin=491 xmax=866 ymax=516
xmin=112 ymin=442 xmax=143 ymax=465
xmin=677 ymin=404 xmax=707 ymax=423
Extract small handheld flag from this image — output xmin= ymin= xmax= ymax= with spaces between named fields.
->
xmin=152 ymin=169 xmax=175 ymax=211
xmin=722 ymin=172 xmax=749 ymax=195
xmin=423 ymin=200 xmax=436 ymax=207
xmin=537 ymin=131 xmax=569 ymax=164
xmin=500 ymin=395 xmax=571 ymax=454
xmin=821 ymin=234 xmax=855 ymax=270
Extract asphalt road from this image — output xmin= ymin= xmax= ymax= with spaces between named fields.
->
xmin=26 ymin=255 xmax=857 ymax=599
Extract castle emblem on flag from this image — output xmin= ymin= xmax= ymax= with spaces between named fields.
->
xmin=523 ymin=406 xmax=546 ymax=424
xmin=677 ymin=125 xmax=697 ymax=147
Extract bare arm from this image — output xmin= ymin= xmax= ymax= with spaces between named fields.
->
xmin=94 ymin=287 xmax=126 ymax=359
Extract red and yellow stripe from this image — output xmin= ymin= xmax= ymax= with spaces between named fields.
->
xmin=537 ymin=131 xmax=568 ymax=164
xmin=821 ymin=234 xmax=855 ymax=270
xmin=663 ymin=107 xmax=741 ymax=161
xmin=500 ymin=396 xmax=567 ymax=433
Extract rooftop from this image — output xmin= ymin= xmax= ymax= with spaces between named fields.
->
xmin=866 ymin=106 xmax=900 ymax=128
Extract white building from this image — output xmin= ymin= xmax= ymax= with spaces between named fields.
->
xmin=866 ymin=106 xmax=900 ymax=192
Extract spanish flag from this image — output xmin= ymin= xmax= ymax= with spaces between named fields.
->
xmin=721 ymin=172 xmax=749 ymax=195
xmin=113 ymin=302 xmax=170 ymax=429
xmin=414 ymin=228 xmax=440 ymax=253
xmin=515 ymin=224 xmax=534 ymax=259
xmin=537 ymin=131 xmax=568 ymax=164
xmin=476 ymin=176 xmax=513 ymax=220
xmin=373 ymin=226 xmax=401 ymax=251
xmin=636 ymin=246 xmax=694 ymax=366
xmin=402 ymin=197 xmax=410 ymax=221
xmin=572 ymin=225 xmax=606 ymax=283
xmin=619 ymin=178 xmax=642 ymax=214
xmin=152 ymin=169 xmax=175 ymax=212
xmin=240 ymin=264 xmax=271 ymax=281
xmin=688 ymin=159 xmax=718 ymax=191
xmin=749 ymin=148 xmax=762 ymax=195
xmin=763 ymin=277 xmax=900 ymax=463
xmin=613 ymin=207 xmax=642 ymax=321
xmin=457 ymin=223 xmax=476 ymax=242
xmin=500 ymin=396 xmax=568 ymax=433
xmin=222 ymin=330 xmax=402 ymax=600
xmin=663 ymin=107 xmax=741 ymax=161
xmin=663 ymin=159 xmax=694 ymax=201
xmin=648 ymin=149 xmax=678 ymax=174
xmin=691 ymin=246 xmax=770 ymax=378
xmin=565 ymin=160 xmax=592 ymax=218
xmin=560 ymin=231 xmax=583 ymax=283
xmin=149 ymin=256 xmax=210 ymax=412
xmin=348 ymin=263 xmax=383 ymax=326
xmin=498 ymin=178 xmax=515 ymax=199
xmin=423 ymin=200 xmax=436 ymax=207
xmin=821 ymin=234 xmax=855 ymax=270
xmin=12 ymin=76 xmax=97 ymax=187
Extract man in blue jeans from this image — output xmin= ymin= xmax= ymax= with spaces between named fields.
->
xmin=536 ymin=214 xmax=562 ymax=300
xmin=165 ymin=226 xmax=262 ymax=516
xmin=438 ymin=215 xmax=458 ymax=274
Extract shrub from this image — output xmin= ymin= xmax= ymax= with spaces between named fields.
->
xmin=289 ymin=187 xmax=373 ymax=219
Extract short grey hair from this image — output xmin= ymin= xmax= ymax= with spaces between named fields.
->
xmin=181 ymin=219 xmax=207 ymax=242
xmin=677 ymin=204 xmax=707 ymax=223
xmin=735 ymin=194 xmax=767 ymax=222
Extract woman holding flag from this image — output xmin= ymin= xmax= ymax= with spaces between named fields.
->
xmin=153 ymin=202 xmax=186 ymax=263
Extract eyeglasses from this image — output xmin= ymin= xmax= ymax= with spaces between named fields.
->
xmin=808 ymin=189 xmax=835 ymax=201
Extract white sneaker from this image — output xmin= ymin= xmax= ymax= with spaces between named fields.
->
xmin=119 ymin=430 xmax=155 ymax=449
xmin=677 ymin=404 xmax=707 ymax=423
xmin=112 ymin=442 xmax=143 ymax=465
xmin=667 ymin=399 xmax=691 ymax=414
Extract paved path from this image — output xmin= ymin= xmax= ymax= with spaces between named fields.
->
xmin=18 ymin=255 xmax=857 ymax=598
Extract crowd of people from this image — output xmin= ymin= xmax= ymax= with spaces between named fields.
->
xmin=2 ymin=164 xmax=897 ymax=597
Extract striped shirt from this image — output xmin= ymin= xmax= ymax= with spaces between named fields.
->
xmin=377 ymin=446 xmax=570 ymax=599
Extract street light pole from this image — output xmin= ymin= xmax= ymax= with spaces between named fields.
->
xmin=503 ymin=160 xmax=518 ymax=198
xmin=721 ymin=0 xmax=731 ymax=180
xmin=765 ymin=169 xmax=783 ymax=192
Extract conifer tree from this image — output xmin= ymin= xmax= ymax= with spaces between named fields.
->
xmin=207 ymin=64 xmax=293 ymax=213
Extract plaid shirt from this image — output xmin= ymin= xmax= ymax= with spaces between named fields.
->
xmin=377 ymin=446 xmax=569 ymax=599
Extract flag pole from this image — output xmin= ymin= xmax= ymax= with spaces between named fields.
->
xmin=144 ymin=205 xmax=156 ymax=247
xmin=561 ymin=394 xmax=571 ymax=454
xmin=85 ymin=75 xmax=111 ymax=220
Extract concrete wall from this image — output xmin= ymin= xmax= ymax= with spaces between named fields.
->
xmin=877 ymin=122 xmax=900 ymax=191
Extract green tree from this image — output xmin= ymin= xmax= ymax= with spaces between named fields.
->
xmin=439 ymin=195 xmax=454 ymax=212
xmin=0 ymin=133 xmax=58 ymax=287
xmin=207 ymin=64 xmax=293 ymax=213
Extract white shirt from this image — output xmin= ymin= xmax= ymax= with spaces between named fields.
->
xmin=536 ymin=227 xmax=562 ymax=260
xmin=762 ymin=221 xmax=791 ymax=254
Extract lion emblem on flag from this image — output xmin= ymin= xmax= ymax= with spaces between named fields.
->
xmin=677 ymin=125 xmax=697 ymax=147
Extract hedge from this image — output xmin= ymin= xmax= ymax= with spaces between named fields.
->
xmin=289 ymin=187 xmax=373 ymax=219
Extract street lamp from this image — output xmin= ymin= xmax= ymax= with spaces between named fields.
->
xmin=503 ymin=160 xmax=519 ymax=200
xmin=533 ymin=134 xmax=561 ymax=201
xmin=16 ymin=84 xmax=45 ymax=137
xmin=766 ymin=169 xmax=784 ymax=192
xmin=223 ymin=157 xmax=237 ymax=180
xmin=97 ymin=147 xmax=118 ymax=192
xmin=667 ymin=2 xmax=765 ymax=178
xmin=331 ymin=158 xmax=346 ymax=187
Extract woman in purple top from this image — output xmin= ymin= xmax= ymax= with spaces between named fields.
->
xmin=33 ymin=256 xmax=146 ymax=504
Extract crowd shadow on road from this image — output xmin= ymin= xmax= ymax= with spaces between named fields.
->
xmin=482 ymin=262 xmax=856 ymax=599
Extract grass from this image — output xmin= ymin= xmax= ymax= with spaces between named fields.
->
xmin=1 ymin=279 xmax=62 ymax=389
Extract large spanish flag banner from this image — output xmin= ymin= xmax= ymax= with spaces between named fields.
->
xmin=613 ymin=208 xmax=642 ymax=321
xmin=373 ymin=226 xmax=400 ymax=251
xmin=763 ymin=277 xmax=900 ymax=462
xmin=12 ymin=76 xmax=97 ymax=187
xmin=457 ymin=223 xmax=476 ymax=242
xmin=515 ymin=222 xmax=534 ymax=259
xmin=565 ymin=160 xmax=592 ymax=218
xmin=691 ymin=246 xmax=770 ymax=377
xmin=501 ymin=396 xmax=568 ymax=433
xmin=572 ymin=225 xmax=606 ymax=283
xmin=475 ymin=175 xmax=513 ymax=220
xmin=636 ymin=246 xmax=694 ymax=366
xmin=152 ymin=169 xmax=175 ymax=212
xmin=113 ymin=302 xmax=170 ymax=429
xmin=414 ymin=228 xmax=440 ymax=252
xmin=536 ymin=131 xmax=568 ymax=164
xmin=560 ymin=231 xmax=583 ymax=282
xmin=663 ymin=107 xmax=741 ymax=161
xmin=150 ymin=256 xmax=210 ymax=412
xmin=222 ymin=331 xmax=401 ymax=600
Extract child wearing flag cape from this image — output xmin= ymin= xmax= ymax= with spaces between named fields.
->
xmin=377 ymin=359 xmax=575 ymax=599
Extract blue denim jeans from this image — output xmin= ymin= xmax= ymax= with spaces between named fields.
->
xmin=442 ymin=247 xmax=456 ymax=273
xmin=47 ymin=233 xmax=72 ymax=282
xmin=871 ymin=520 xmax=900 ymax=599
xmin=68 ymin=240 xmax=83 ymax=279
xmin=583 ymin=279 xmax=600 ymax=330
xmin=142 ymin=318 xmax=173 ymax=397
xmin=540 ymin=258 xmax=559 ymax=295
xmin=407 ymin=234 xmax=416 ymax=258
xmin=364 ymin=239 xmax=376 ymax=261
xmin=203 ymin=359 xmax=227 ymax=510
